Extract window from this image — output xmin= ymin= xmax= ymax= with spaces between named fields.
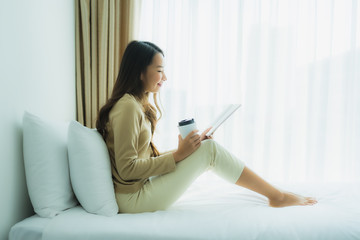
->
xmin=138 ymin=0 xmax=360 ymax=183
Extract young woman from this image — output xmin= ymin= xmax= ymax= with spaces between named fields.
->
xmin=96 ymin=41 xmax=317 ymax=213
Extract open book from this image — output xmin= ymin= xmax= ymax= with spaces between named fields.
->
xmin=206 ymin=104 xmax=242 ymax=137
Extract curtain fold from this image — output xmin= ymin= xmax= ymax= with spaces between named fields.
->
xmin=75 ymin=0 xmax=141 ymax=128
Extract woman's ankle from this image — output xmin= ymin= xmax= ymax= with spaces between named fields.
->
xmin=268 ymin=189 xmax=284 ymax=203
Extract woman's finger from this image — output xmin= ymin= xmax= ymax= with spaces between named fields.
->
xmin=193 ymin=139 xmax=201 ymax=148
xmin=186 ymin=130 xmax=199 ymax=140
xmin=203 ymin=127 xmax=212 ymax=135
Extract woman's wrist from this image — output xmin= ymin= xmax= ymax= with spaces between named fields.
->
xmin=172 ymin=151 xmax=182 ymax=163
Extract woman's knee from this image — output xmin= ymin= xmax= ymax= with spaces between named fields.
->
xmin=200 ymin=139 xmax=220 ymax=156
xmin=190 ymin=139 xmax=217 ymax=163
xmin=201 ymin=139 xmax=217 ymax=151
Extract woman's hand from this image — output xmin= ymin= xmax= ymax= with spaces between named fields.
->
xmin=200 ymin=127 xmax=214 ymax=141
xmin=173 ymin=130 xmax=201 ymax=162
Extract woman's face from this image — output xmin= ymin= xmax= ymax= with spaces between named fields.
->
xmin=141 ymin=53 xmax=167 ymax=93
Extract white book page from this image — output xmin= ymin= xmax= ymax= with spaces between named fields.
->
xmin=206 ymin=104 xmax=241 ymax=136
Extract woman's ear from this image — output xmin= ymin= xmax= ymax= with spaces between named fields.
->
xmin=140 ymin=72 xmax=145 ymax=81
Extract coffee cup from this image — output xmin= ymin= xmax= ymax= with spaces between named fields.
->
xmin=178 ymin=118 xmax=197 ymax=139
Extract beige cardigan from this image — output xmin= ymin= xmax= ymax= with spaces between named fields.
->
xmin=106 ymin=94 xmax=176 ymax=194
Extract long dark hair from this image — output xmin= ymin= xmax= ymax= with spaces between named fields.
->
xmin=96 ymin=41 xmax=163 ymax=156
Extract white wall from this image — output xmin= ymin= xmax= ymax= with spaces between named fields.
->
xmin=0 ymin=0 xmax=76 ymax=239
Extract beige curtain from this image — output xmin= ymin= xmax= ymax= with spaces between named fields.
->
xmin=75 ymin=0 xmax=141 ymax=128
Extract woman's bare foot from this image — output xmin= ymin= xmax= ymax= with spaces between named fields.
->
xmin=269 ymin=191 xmax=318 ymax=208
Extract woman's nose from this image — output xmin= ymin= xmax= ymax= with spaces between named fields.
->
xmin=162 ymin=72 xmax=167 ymax=81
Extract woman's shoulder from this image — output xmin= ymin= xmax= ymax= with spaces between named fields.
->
xmin=114 ymin=94 xmax=140 ymax=108
xmin=111 ymin=94 xmax=143 ymax=117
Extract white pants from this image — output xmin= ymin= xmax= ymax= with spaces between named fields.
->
xmin=115 ymin=139 xmax=245 ymax=213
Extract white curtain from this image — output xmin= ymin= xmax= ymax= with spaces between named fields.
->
xmin=138 ymin=0 xmax=360 ymax=184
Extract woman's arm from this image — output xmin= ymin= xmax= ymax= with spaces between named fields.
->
xmin=111 ymin=99 xmax=176 ymax=181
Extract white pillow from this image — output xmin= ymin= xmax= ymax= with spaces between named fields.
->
xmin=23 ymin=112 xmax=78 ymax=218
xmin=67 ymin=121 xmax=118 ymax=216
